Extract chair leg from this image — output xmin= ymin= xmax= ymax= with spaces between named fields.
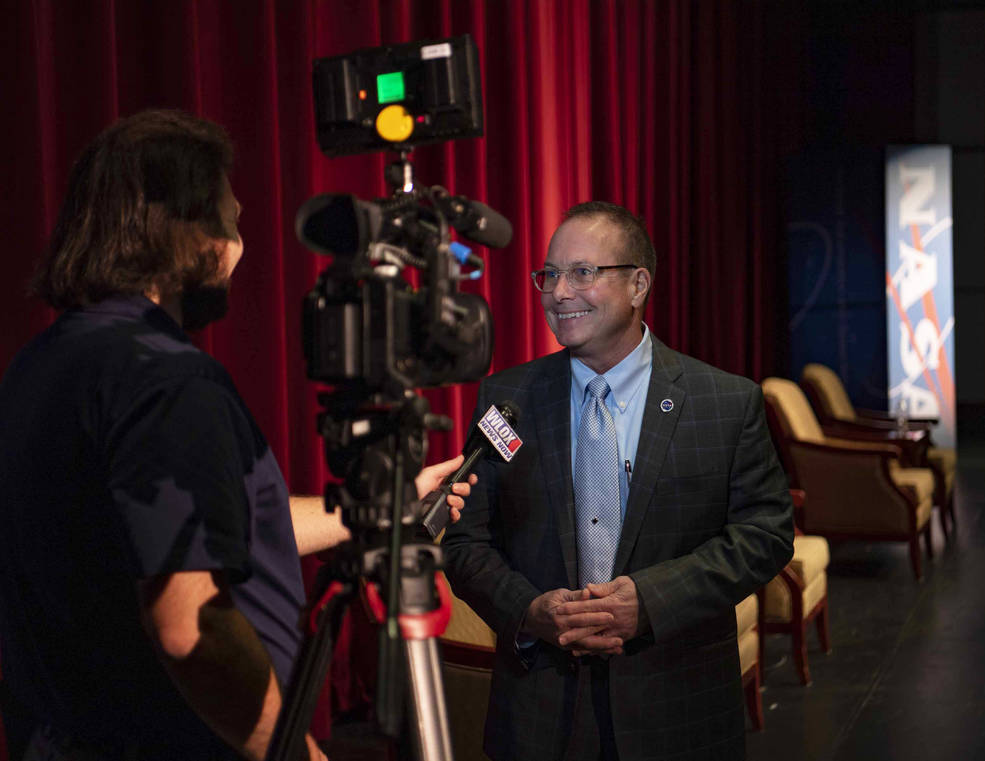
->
xmin=937 ymin=505 xmax=950 ymax=541
xmin=923 ymin=522 xmax=934 ymax=559
xmin=757 ymin=631 xmax=765 ymax=685
xmin=816 ymin=598 xmax=832 ymax=654
xmin=744 ymin=667 xmax=764 ymax=731
xmin=909 ymin=535 xmax=923 ymax=580
xmin=791 ymin=622 xmax=811 ymax=685
xmin=755 ymin=588 xmax=766 ymax=685
xmin=933 ymin=472 xmax=948 ymax=541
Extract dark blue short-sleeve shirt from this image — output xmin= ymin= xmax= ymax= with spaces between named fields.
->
xmin=0 ymin=295 xmax=306 ymax=756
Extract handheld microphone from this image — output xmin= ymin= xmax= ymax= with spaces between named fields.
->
xmin=435 ymin=194 xmax=514 ymax=249
xmin=420 ymin=401 xmax=522 ymax=539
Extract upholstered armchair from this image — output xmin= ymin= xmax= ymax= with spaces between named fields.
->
xmin=757 ymin=491 xmax=832 ymax=685
xmin=799 ymin=362 xmax=956 ymax=538
xmin=762 ymin=377 xmax=935 ymax=579
xmin=439 ymin=579 xmax=495 ymax=761
xmin=736 ymin=593 xmax=763 ymax=730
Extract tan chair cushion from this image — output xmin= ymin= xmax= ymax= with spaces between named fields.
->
xmin=735 ymin=593 xmax=758 ymax=635
xmin=764 ymin=571 xmax=827 ymax=624
xmin=738 ymin=625 xmax=759 ymax=675
xmin=888 ymin=464 xmax=934 ymax=528
xmin=736 ymin=594 xmax=759 ymax=674
xmin=788 ymin=535 xmax=830 ymax=584
xmin=762 ymin=377 xmax=825 ymax=443
xmin=442 ymin=574 xmax=496 ymax=648
xmin=802 ymin=363 xmax=856 ymax=421
xmin=763 ymin=535 xmax=829 ymax=623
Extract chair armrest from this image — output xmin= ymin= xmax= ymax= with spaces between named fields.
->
xmin=778 ymin=566 xmax=806 ymax=620
xmin=821 ymin=425 xmax=929 ymax=467
xmin=855 ymin=408 xmax=937 ymax=431
xmin=787 ymin=440 xmax=920 ymax=534
xmin=820 ymin=437 xmax=904 ymax=457
xmin=440 ymin=639 xmax=496 ymax=669
xmin=788 ymin=489 xmax=806 ymax=534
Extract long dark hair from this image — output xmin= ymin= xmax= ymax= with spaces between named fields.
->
xmin=33 ymin=109 xmax=234 ymax=309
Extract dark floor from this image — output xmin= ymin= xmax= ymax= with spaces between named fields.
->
xmin=747 ymin=435 xmax=985 ymax=761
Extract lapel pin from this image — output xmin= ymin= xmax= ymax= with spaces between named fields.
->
xmin=660 ymin=398 xmax=674 ymax=413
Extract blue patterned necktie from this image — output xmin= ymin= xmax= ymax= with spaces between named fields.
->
xmin=575 ymin=375 xmax=622 ymax=587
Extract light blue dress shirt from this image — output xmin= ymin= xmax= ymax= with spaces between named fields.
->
xmin=516 ymin=325 xmax=654 ymax=649
xmin=570 ymin=324 xmax=653 ymax=518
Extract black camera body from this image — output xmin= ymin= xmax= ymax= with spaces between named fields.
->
xmin=299 ymin=189 xmax=496 ymax=394
xmin=300 ymin=34 xmax=505 ymax=397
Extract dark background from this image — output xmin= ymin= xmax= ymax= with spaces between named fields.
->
xmin=0 ymin=0 xmax=983 ymax=746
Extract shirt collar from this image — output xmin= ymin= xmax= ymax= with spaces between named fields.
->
xmin=571 ymin=324 xmax=652 ymax=414
xmin=79 ymin=294 xmax=188 ymax=341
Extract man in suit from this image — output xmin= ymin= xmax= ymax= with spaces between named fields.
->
xmin=443 ymin=201 xmax=794 ymax=761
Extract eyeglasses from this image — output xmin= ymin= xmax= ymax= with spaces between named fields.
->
xmin=530 ymin=264 xmax=638 ymax=293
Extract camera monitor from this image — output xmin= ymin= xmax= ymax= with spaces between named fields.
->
xmin=312 ymin=34 xmax=483 ymax=157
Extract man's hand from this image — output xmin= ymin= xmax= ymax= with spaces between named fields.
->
xmin=415 ymin=454 xmax=477 ymax=523
xmin=520 ymin=588 xmax=621 ymax=652
xmin=555 ymin=576 xmax=646 ymax=656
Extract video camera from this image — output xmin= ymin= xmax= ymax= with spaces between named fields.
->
xmin=268 ymin=36 xmax=511 ymax=761
xmin=298 ymin=34 xmax=508 ymax=396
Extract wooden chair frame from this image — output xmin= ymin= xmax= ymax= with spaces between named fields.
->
xmin=756 ymin=492 xmax=832 ymax=686
xmin=764 ymin=389 xmax=932 ymax=580
xmin=756 ymin=566 xmax=831 ymax=686
xmin=800 ymin=369 xmax=955 ymax=539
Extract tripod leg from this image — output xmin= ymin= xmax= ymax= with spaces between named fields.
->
xmin=404 ymin=637 xmax=454 ymax=761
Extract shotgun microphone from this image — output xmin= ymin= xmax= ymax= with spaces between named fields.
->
xmin=434 ymin=193 xmax=514 ymax=249
xmin=419 ymin=401 xmax=522 ymax=538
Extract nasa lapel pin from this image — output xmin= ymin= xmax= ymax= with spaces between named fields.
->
xmin=660 ymin=398 xmax=674 ymax=413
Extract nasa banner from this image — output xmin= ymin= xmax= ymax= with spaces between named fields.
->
xmin=885 ymin=146 xmax=955 ymax=448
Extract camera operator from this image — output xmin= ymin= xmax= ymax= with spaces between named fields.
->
xmin=0 ymin=109 xmax=473 ymax=761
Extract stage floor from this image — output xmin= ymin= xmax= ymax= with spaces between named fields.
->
xmin=747 ymin=435 xmax=985 ymax=761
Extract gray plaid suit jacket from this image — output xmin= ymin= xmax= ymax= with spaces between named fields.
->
xmin=443 ymin=337 xmax=794 ymax=761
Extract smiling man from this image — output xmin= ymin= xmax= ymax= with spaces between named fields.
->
xmin=443 ymin=201 xmax=794 ymax=761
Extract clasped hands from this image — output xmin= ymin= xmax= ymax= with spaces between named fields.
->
xmin=521 ymin=576 xmax=643 ymax=657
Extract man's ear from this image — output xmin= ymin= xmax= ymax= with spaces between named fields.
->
xmin=208 ymin=236 xmax=231 ymax=274
xmin=631 ymin=269 xmax=651 ymax=308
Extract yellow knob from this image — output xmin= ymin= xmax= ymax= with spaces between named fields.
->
xmin=375 ymin=105 xmax=414 ymax=143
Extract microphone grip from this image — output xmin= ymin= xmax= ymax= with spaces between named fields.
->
xmin=420 ymin=447 xmax=486 ymax=539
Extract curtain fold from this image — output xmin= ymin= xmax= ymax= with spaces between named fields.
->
xmin=0 ymin=0 xmax=800 ymax=740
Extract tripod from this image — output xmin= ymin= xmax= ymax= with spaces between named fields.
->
xmin=266 ymin=390 xmax=456 ymax=761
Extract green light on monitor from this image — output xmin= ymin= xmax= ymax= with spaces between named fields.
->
xmin=377 ymin=71 xmax=405 ymax=104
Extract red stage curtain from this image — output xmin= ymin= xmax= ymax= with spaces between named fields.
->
xmin=0 ymin=0 xmax=800 ymax=746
